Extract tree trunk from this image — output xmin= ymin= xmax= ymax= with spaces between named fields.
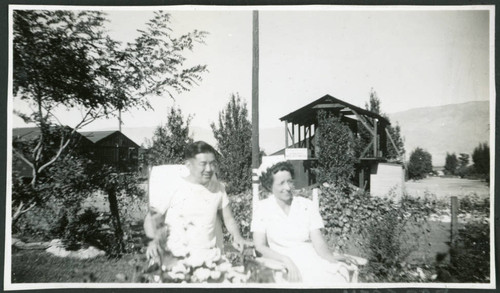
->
xmin=107 ymin=189 xmax=124 ymax=254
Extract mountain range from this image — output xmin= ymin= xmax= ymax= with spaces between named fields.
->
xmin=386 ymin=100 xmax=490 ymax=167
xmin=122 ymin=100 xmax=490 ymax=167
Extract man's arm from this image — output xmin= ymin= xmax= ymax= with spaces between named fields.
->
xmin=221 ymin=205 xmax=251 ymax=250
xmin=144 ymin=208 xmax=167 ymax=261
xmin=144 ymin=208 xmax=166 ymax=239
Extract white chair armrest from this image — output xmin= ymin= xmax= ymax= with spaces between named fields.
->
xmin=332 ymin=252 xmax=368 ymax=266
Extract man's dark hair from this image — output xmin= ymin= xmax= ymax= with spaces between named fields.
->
xmin=260 ymin=161 xmax=295 ymax=192
xmin=184 ymin=141 xmax=217 ymax=159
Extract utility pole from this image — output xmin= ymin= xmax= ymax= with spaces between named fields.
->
xmin=252 ymin=10 xmax=260 ymax=213
xmin=118 ymin=109 xmax=122 ymax=132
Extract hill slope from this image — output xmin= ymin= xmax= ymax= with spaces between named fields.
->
xmin=387 ymin=101 xmax=490 ymax=166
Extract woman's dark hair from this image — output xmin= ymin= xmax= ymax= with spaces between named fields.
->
xmin=260 ymin=161 xmax=295 ymax=192
xmin=184 ymin=141 xmax=217 ymax=159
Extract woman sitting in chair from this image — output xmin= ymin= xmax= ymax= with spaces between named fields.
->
xmin=251 ymin=161 xmax=356 ymax=284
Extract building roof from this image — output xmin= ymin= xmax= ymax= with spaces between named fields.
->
xmin=80 ymin=130 xmax=141 ymax=149
xmin=12 ymin=127 xmax=43 ymax=140
xmin=13 ymin=126 xmax=93 ymax=145
xmin=79 ymin=130 xmax=119 ymax=144
xmin=279 ymin=94 xmax=390 ymax=126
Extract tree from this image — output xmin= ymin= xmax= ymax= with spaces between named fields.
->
xmin=362 ymin=88 xmax=405 ymax=161
xmin=456 ymin=153 xmax=471 ymax=178
xmin=365 ymin=88 xmax=381 ymax=115
xmin=458 ymin=153 xmax=470 ymax=168
xmin=211 ymin=94 xmax=252 ymax=194
xmin=407 ymin=147 xmax=433 ymax=180
xmin=444 ymin=152 xmax=458 ymax=175
xmin=314 ymin=110 xmax=358 ymax=186
xmin=472 ymin=142 xmax=490 ymax=176
xmin=386 ymin=122 xmax=405 ymax=160
xmin=146 ymin=106 xmax=194 ymax=166
xmin=12 ymin=10 xmax=206 ymax=222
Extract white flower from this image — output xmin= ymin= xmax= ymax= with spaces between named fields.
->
xmin=167 ymin=272 xmax=186 ymax=280
xmin=216 ymin=262 xmax=232 ymax=272
xmin=210 ymin=270 xmax=222 ymax=280
xmin=192 ymin=267 xmax=212 ymax=282
xmin=184 ymin=252 xmax=206 ymax=268
xmin=204 ymin=248 xmax=222 ymax=266
xmin=171 ymin=262 xmax=189 ymax=275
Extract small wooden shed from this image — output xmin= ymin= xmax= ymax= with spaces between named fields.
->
xmin=80 ymin=130 xmax=141 ymax=172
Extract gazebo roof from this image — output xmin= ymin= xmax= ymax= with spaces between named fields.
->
xmin=279 ymin=94 xmax=390 ymax=126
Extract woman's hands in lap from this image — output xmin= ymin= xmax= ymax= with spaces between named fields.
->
xmin=283 ymin=258 xmax=302 ymax=282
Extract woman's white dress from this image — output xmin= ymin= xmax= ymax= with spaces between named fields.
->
xmin=251 ymin=195 xmax=350 ymax=284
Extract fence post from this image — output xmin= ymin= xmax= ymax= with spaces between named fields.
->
xmin=450 ymin=196 xmax=459 ymax=246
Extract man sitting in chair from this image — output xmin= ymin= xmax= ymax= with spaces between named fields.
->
xmin=144 ymin=141 xmax=251 ymax=262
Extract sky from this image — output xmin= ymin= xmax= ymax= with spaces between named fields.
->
xmin=11 ymin=6 xmax=492 ymax=137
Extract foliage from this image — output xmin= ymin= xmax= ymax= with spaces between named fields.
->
xmin=444 ymin=152 xmax=458 ymax=175
xmin=87 ymin=167 xmax=146 ymax=256
xmin=407 ymin=147 xmax=433 ymax=180
xmin=458 ymin=153 xmax=470 ymax=167
xmin=361 ymin=88 xmax=405 ymax=160
xmin=459 ymin=193 xmax=490 ymax=214
xmin=56 ymin=208 xmax=105 ymax=251
xmin=436 ymin=221 xmax=490 ymax=283
xmin=12 ymin=153 xmax=95 ymax=232
xmin=318 ymin=185 xmax=435 ymax=282
xmin=211 ymin=94 xmax=252 ymax=194
xmin=14 ymin=160 xmax=147 ymax=255
xmin=364 ymin=88 xmax=382 ymax=114
xmin=472 ymin=142 xmax=490 ymax=176
xmin=145 ymin=106 xmax=194 ymax=166
xmin=453 ymin=153 xmax=470 ymax=178
xmin=224 ymin=191 xmax=253 ymax=242
xmin=386 ymin=122 xmax=405 ymax=160
xmin=314 ymin=110 xmax=358 ymax=186
xmin=12 ymin=9 xmax=207 ymax=221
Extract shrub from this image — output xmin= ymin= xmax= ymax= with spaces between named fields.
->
xmin=436 ymin=221 xmax=490 ymax=283
xmin=14 ymin=196 xmax=66 ymax=241
xmin=59 ymin=208 xmax=106 ymax=251
xmin=407 ymin=147 xmax=433 ymax=180
xmin=459 ymin=193 xmax=490 ymax=214
xmin=318 ymin=184 xmax=435 ymax=282
xmin=223 ymin=190 xmax=253 ymax=244
xmin=314 ymin=110 xmax=358 ymax=186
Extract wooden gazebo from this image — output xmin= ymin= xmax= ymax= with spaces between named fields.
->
xmin=275 ymin=94 xmax=403 ymax=192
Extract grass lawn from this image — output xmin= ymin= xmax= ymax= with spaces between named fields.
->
xmin=11 ymin=250 xmax=140 ymax=283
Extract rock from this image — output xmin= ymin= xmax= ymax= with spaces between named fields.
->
xmin=76 ymin=246 xmax=105 ymax=259
xmin=46 ymin=245 xmax=71 ymax=257
xmin=13 ymin=238 xmax=51 ymax=250
xmin=45 ymin=240 xmax=105 ymax=259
